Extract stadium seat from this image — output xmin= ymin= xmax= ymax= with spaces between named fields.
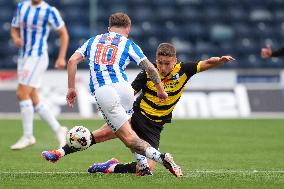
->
xmin=0 ymin=7 xmax=13 ymax=22
xmin=250 ymin=9 xmax=273 ymax=22
xmin=130 ymin=7 xmax=154 ymax=22
xmin=178 ymin=7 xmax=201 ymax=23
xmin=274 ymin=9 xmax=284 ymax=22
xmin=182 ymin=23 xmax=209 ymax=41
xmin=69 ymin=25 xmax=90 ymax=39
xmin=156 ymin=6 xmax=176 ymax=21
xmin=210 ymin=24 xmax=235 ymax=42
xmin=227 ymin=7 xmax=249 ymax=22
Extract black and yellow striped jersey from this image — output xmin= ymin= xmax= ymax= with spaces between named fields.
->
xmin=132 ymin=61 xmax=200 ymax=125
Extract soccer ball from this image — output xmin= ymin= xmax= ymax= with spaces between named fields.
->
xmin=66 ymin=126 xmax=92 ymax=151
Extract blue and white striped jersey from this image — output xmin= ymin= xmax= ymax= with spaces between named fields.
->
xmin=11 ymin=0 xmax=64 ymax=57
xmin=76 ymin=32 xmax=147 ymax=93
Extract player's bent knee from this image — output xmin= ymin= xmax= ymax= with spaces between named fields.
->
xmin=16 ymin=88 xmax=28 ymax=100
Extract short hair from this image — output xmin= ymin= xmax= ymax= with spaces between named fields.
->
xmin=109 ymin=12 xmax=131 ymax=28
xmin=156 ymin=43 xmax=176 ymax=57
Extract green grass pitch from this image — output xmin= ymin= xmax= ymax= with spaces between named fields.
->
xmin=1 ymin=119 xmax=284 ymax=189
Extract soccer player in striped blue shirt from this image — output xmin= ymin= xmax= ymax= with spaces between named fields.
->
xmin=10 ymin=0 xmax=69 ymax=150
xmin=43 ymin=12 xmax=182 ymax=177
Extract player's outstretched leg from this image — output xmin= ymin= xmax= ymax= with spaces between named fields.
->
xmin=41 ymin=132 xmax=96 ymax=163
xmin=144 ymin=147 xmax=183 ymax=177
xmin=41 ymin=144 xmax=80 ymax=163
xmin=88 ymin=158 xmax=119 ymax=173
xmin=134 ymin=153 xmax=153 ymax=176
xmin=87 ymin=159 xmax=153 ymax=176
xmin=41 ymin=150 xmax=61 ymax=163
xmin=136 ymin=167 xmax=153 ymax=176
xmin=160 ymin=153 xmax=183 ymax=177
xmin=115 ymin=122 xmax=182 ymax=177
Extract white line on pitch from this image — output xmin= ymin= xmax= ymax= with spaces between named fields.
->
xmin=187 ymin=170 xmax=284 ymax=174
xmin=0 ymin=171 xmax=88 ymax=174
xmin=1 ymin=170 xmax=284 ymax=175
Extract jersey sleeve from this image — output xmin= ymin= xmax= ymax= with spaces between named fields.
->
xmin=11 ymin=3 xmax=22 ymax=28
xmin=128 ymin=41 xmax=147 ymax=65
xmin=271 ymin=47 xmax=284 ymax=57
xmin=75 ymin=39 xmax=90 ymax=58
xmin=49 ymin=7 xmax=65 ymax=30
xmin=183 ymin=61 xmax=199 ymax=77
xmin=131 ymin=70 xmax=147 ymax=93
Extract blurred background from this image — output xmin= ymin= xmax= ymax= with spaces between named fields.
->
xmin=0 ymin=0 xmax=284 ymax=118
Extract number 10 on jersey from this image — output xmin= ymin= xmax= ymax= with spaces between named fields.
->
xmin=95 ymin=44 xmax=118 ymax=65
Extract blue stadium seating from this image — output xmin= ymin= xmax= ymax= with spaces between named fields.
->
xmin=1 ymin=0 xmax=284 ymax=69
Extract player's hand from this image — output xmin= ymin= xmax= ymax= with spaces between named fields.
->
xmin=208 ymin=56 xmax=235 ymax=64
xmin=66 ymin=88 xmax=77 ymax=108
xmin=13 ymin=38 xmax=23 ymax=48
xmin=155 ymin=83 xmax=168 ymax=101
xmin=157 ymin=89 xmax=168 ymax=101
xmin=55 ymin=57 xmax=66 ymax=69
xmin=261 ymin=47 xmax=272 ymax=59
xmin=219 ymin=56 xmax=235 ymax=63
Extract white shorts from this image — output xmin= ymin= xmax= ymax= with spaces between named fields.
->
xmin=17 ymin=54 xmax=49 ymax=88
xmin=94 ymin=81 xmax=134 ymax=132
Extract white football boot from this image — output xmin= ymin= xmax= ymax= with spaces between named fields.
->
xmin=56 ymin=126 xmax=68 ymax=148
xmin=10 ymin=136 xmax=36 ymax=150
xmin=161 ymin=153 xmax=183 ymax=177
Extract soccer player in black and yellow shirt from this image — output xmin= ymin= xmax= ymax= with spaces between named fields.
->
xmin=90 ymin=43 xmax=234 ymax=175
xmin=42 ymin=43 xmax=234 ymax=176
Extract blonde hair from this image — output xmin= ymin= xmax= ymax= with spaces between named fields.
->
xmin=156 ymin=43 xmax=176 ymax=57
xmin=109 ymin=12 xmax=131 ymax=28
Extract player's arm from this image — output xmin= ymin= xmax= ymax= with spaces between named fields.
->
xmin=129 ymin=41 xmax=167 ymax=100
xmin=55 ymin=26 xmax=69 ymax=69
xmin=139 ymin=59 xmax=168 ymax=100
xmin=10 ymin=27 xmax=22 ymax=48
xmin=261 ymin=46 xmax=284 ymax=59
xmin=66 ymin=52 xmax=84 ymax=107
xmin=11 ymin=3 xmax=22 ymax=48
xmin=198 ymin=56 xmax=235 ymax=72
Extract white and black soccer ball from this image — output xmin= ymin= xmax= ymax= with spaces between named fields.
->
xmin=66 ymin=126 xmax=92 ymax=151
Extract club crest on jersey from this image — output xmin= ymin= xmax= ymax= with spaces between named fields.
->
xmin=162 ymin=73 xmax=180 ymax=83
xmin=173 ymin=73 xmax=180 ymax=80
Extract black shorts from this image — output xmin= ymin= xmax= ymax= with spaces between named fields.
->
xmin=131 ymin=112 xmax=164 ymax=149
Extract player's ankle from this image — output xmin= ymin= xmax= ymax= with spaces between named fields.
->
xmin=57 ymin=148 xmax=65 ymax=157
